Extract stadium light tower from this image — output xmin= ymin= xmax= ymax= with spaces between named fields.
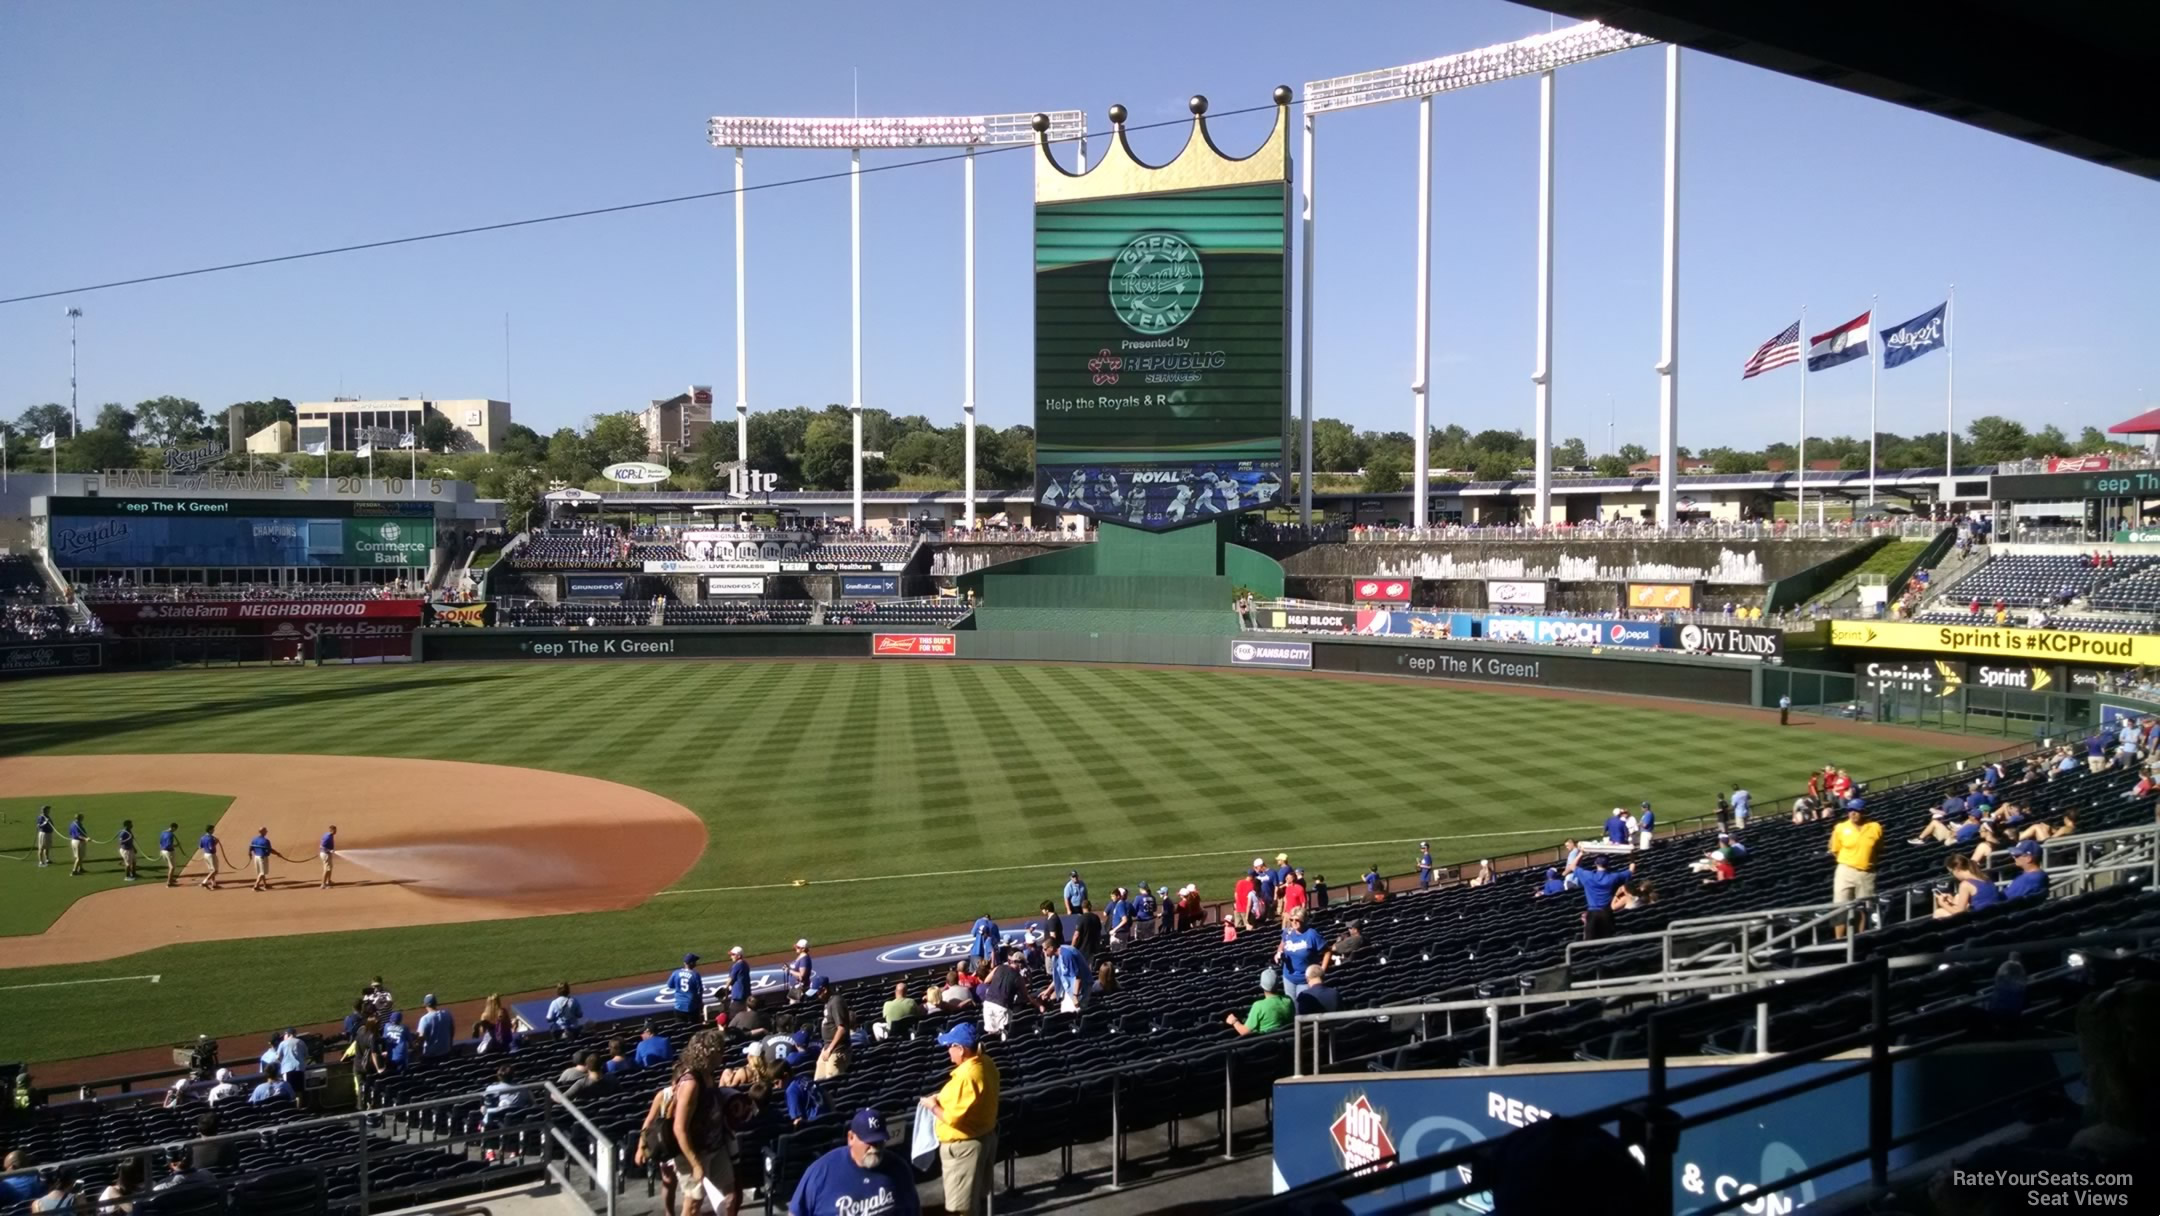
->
xmin=1302 ymin=21 xmax=1656 ymax=527
xmin=706 ymin=111 xmax=1087 ymax=529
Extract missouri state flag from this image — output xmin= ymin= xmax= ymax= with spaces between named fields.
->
xmin=1806 ymin=310 xmax=1871 ymax=372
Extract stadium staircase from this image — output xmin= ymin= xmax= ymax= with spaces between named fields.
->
xmin=10 ymin=736 xmax=2154 ymax=1216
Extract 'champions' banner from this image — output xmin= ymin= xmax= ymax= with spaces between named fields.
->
xmin=1831 ymin=619 xmax=2159 ymax=666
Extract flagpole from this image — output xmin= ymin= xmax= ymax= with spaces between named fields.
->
xmin=1944 ymin=283 xmax=1956 ymax=475
xmin=1796 ymin=305 xmax=1807 ymax=522
xmin=1868 ymin=292 xmax=1879 ymax=506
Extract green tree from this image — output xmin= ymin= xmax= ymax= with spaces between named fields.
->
xmin=94 ymin=403 xmax=137 ymax=440
xmin=63 ymin=427 xmax=138 ymax=472
xmin=135 ymin=396 xmax=208 ymax=448
xmin=886 ymin=430 xmax=950 ymax=478
xmin=1617 ymin=443 xmax=1648 ymax=464
xmin=545 ymin=427 xmax=596 ymax=485
xmin=2025 ymin=424 xmax=2070 ymax=458
xmin=1310 ymin=418 xmax=1365 ymax=471
xmin=1964 ymin=415 xmax=2030 ymax=464
xmin=417 ymin=413 xmax=457 ymax=453
xmin=1472 ymin=454 xmax=1515 ymax=483
xmin=18 ymin=403 xmax=70 ymax=439
xmin=496 ymin=422 xmax=547 ymax=464
xmin=227 ymin=398 xmax=295 ymax=438
xmin=798 ymin=415 xmax=853 ymax=489
xmin=1593 ymin=454 xmax=1630 ymax=477
xmin=1361 ymin=450 xmax=1406 ymax=493
xmin=500 ymin=466 xmax=544 ymax=534
xmin=1707 ymin=448 xmax=1762 ymax=475
xmin=2075 ymin=426 xmax=2114 ymax=454
xmin=1552 ymin=437 xmax=1590 ymax=467
xmin=584 ymin=412 xmax=650 ymax=466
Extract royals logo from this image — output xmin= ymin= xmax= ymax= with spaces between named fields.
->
xmin=1109 ymin=232 xmax=1203 ymax=335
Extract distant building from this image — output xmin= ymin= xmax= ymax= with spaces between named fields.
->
xmin=293 ymin=398 xmax=510 ymax=453
xmin=637 ymin=387 xmax=714 ymax=460
xmin=1627 ymin=456 xmax=1714 ymax=474
xmin=245 ymin=421 xmax=294 ymax=455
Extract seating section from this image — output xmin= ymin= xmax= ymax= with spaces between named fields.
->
xmin=1926 ymin=553 xmax=2158 ymax=611
xmin=2 ymin=557 xmax=97 ymax=641
xmin=79 ymin=582 xmax=421 ymax=603
xmin=512 ymin=526 xmax=628 ymax=570
xmin=7 ymin=736 xmax=2151 ymax=1208
xmin=821 ymin=598 xmax=972 ymax=627
xmin=662 ymin=601 xmax=816 ymax=626
xmin=2087 ymin=563 xmax=2160 ymax=612
xmin=1913 ymin=609 xmax=2150 ymax=634
xmin=495 ymin=600 xmax=650 ymax=628
xmin=510 ymin=526 xmax=914 ymax=573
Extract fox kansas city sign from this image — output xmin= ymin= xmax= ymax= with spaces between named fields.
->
xmin=1229 ymin=640 xmax=1313 ymax=669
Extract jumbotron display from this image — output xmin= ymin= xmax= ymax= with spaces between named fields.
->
xmin=1032 ymin=97 xmax=1292 ymax=531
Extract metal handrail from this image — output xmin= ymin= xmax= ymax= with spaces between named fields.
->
xmin=540 ymin=1082 xmax=617 ymax=1216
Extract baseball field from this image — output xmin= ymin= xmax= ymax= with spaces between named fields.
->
xmin=0 ymin=660 xmax=1971 ymax=1065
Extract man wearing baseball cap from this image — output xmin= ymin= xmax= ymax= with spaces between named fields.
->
xmin=788 ymin=940 xmax=814 ymax=1001
xmin=667 ymin=954 xmax=705 ymax=1025
xmin=787 ymin=1107 xmax=919 ymax=1216
xmin=921 ymin=1023 xmax=998 ymax=1214
xmin=2003 ymin=841 xmax=2051 ymax=902
xmin=725 ymin=947 xmax=751 ymax=1014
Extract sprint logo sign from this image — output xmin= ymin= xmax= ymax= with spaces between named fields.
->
xmin=1970 ymin=663 xmax=2053 ymax=692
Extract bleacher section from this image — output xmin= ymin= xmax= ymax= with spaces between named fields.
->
xmin=1925 ymin=553 xmax=2159 ymax=610
xmin=822 ymin=598 xmax=971 ymax=627
xmin=511 ymin=526 xmax=626 ymax=570
xmin=2 ymin=556 xmax=95 ymax=641
xmin=660 ymin=601 xmax=815 ymax=626
xmin=495 ymin=600 xmax=649 ymax=628
xmin=8 ymin=736 xmax=2152 ymax=1212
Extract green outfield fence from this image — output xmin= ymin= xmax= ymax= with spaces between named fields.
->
xmin=1761 ymin=666 xmax=2157 ymax=740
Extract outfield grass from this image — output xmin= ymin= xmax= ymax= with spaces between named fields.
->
xmin=0 ymin=794 xmax=233 ymax=934
xmin=0 ymin=662 xmax=1970 ymax=1064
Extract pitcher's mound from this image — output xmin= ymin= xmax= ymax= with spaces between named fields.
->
xmin=0 ymin=755 xmax=705 ymax=968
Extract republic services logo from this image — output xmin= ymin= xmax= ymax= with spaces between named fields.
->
xmin=1088 ymin=349 xmax=1122 ymax=386
xmin=1109 ymin=232 xmax=1202 ymax=335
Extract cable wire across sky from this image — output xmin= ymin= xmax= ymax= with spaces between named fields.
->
xmin=0 ymin=102 xmax=1287 ymax=308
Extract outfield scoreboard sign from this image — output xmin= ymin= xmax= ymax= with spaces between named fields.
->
xmin=1032 ymin=96 xmax=1291 ymax=531
xmin=1990 ymin=468 xmax=2160 ymax=500
xmin=1832 ymin=619 xmax=2158 ymax=666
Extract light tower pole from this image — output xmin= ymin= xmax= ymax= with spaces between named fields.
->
xmin=64 ymin=307 xmax=83 ymax=437
xmin=706 ymin=111 xmax=1085 ymax=527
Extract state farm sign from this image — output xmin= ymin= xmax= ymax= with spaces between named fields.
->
xmin=92 ymin=600 xmax=425 ymax=624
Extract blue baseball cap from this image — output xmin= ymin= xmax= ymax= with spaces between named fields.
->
xmin=849 ymin=1108 xmax=889 ymax=1145
xmin=937 ymin=1022 xmax=981 ymax=1049
xmin=683 ymin=953 xmax=699 ymax=965
xmin=2012 ymin=840 xmax=2041 ymax=859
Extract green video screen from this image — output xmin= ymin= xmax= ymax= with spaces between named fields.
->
xmin=1033 ymin=182 xmax=1287 ymax=529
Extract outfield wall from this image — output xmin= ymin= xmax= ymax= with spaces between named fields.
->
xmin=1307 ymin=636 xmax=1758 ymax=704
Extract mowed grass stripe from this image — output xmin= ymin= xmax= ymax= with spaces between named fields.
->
xmin=0 ymin=661 xmax=1965 ymax=1063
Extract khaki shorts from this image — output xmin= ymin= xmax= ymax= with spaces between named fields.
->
xmin=200 ymin=850 xmax=219 ymax=874
xmin=1833 ymin=864 xmax=1876 ymax=903
xmin=939 ymin=1134 xmax=995 ymax=1215
xmin=253 ymin=855 xmax=270 ymax=877
xmin=672 ymin=1145 xmax=735 ymax=1196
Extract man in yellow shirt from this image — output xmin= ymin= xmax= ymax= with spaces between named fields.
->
xmin=1827 ymin=801 xmax=1883 ymax=936
xmin=921 ymin=1021 xmax=998 ymax=1215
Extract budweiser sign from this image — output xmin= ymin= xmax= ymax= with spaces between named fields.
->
xmin=1353 ymin=578 xmax=1412 ymax=604
xmin=871 ymin=633 xmax=957 ymax=657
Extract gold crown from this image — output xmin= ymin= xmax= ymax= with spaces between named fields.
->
xmin=1033 ymin=88 xmax=1292 ymax=204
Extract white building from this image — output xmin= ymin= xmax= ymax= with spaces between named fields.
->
xmin=293 ymin=398 xmax=511 ymax=453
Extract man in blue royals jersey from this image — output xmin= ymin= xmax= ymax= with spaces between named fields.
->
xmin=159 ymin=822 xmax=180 ymax=886
xmin=34 ymin=806 xmax=54 ymax=867
xmin=665 ymin=953 xmax=704 ymax=1024
xmin=787 ymin=1107 xmax=919 ymax=1216
xmin=115 ymin=819 xmax=139 ymax=882
xmin=725 ymin=946 xmax=751 ymax=1013
xmin=969 ymin=913 xmax=1000 ymax=965
xmin=67 ymin=812 xmax=89 ymax=876
xmin=318 ymin=825 xmax=338 ymax=889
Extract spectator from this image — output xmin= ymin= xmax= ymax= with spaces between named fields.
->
xmin=1638 ymin=803 xmax=1657 ymax=849
xmin=1036 ymin=903 xmax=1064 ymax=951
xmin=248 ymin=1072 xmax=292 ymax=1106
xmin=1536 ymin=866 xmax=1567 ymax=898
xmin=1280 ymin=869 xmax=1309 ymax=918
xmin=1310 ymin=874 xmax=1329 ymax=911
xmin=565 ymin=1054 xmax=613 ymax=1100
xmin=188 ymin=1114 xmax=231 ymax=1173
xmin=725 ymin=946 xmax=752 ymax=1013
xmin=474 ymin=994 xmax=515 ymax=1055
xmin=364 ymin=977 xmax=395 ymax=1020
xmin=1226 ymin=968 xmax=1294 ymax=1036
xmin=1104 ymin=888 xmax=1133 ymax=948
xmin=978 ymin=950 xmax=1030 ymax=1035
xmin=1933 ymin=854 xmax=2000 ymax=919
xmin=1362 ymin=864 xmax=1385 ymax=901
xmin=785 ymin=1070 xmax=828 ymax=1128
xmin=97 ymin=1159 xmax=143 ymax=1216
xmin=31 ymin=1168 xmax=77 ymax=1215
xmin=727 ymin=995 xmax=769 ymax=1039
xmin=968 ymin=914 xmax=1001 ymax=966
xmin=1603 ymin=807 xmax=1630 ymax=846
xmin=922 ymin=1023 xmax=999 ymax=1216
xmin=816 ymin=977 xmax=850 ymax=1043
xmin=417 ymin=994 xmax=455 ymax=1060
xmin=205 ymin=1068 xmax=242 ymax=1107
xmin=480 ymin=1063 xmax=528 ymax=1128
xmin=1175 ymin=884 xmax=1203 ymax=930
xmin=601 ymin=1039 xmax=632 ymax=1075
xmin=1331 ymin=920 xmax=1366 ymax=966
xmin=1828 ymin=801 xmax=1883 ymax=936
xmin=1094 ymin=961 xmax=1118 ymax=996
xmin=2004 ymin=841 xmax=2051 ymax=901
xmin=1730 ymin=786 xmax=1751 ymax=828
xmin=788 ymin=940 xmax=815 ymax=1000
xmin=381 ymin=1010 xmax=410 ymax=1071
xmin=814 ymin=1029 xmax=849 ymax=1083
xmin=636 ymin=1021 xmax=674 ymax=1069
xmin=1577 ymin=856 xmax=1635 ymax=940
xmin=545 ymin=982 xmax=584 ymax=1034
xmin=1 ymin=1152 xmax=39 ymax=1207
xmin=275 ymin=1027 xmax=309 ymax=1095
xmin=556 ymin=1054 xmax=589 ymax=1088
xmin=1062 ymin=870 xmax=1087 ymax=915
xmin=879 ymin=982 xmax=922 ymax=1038
xmin=668 ymin=954 xmax=706 ymax=1025
xmin=1049 ymin=941 xmax=1090 ymax=1012
xmin=1230 ymin=870 xmax=1256 ymax=931
xmin=1466 ymin=859 xmax=1495 ymax=888
xmin=1295 ymin=964 xmax=1340 ymax=1016
xmin=667 ymin=1030 xmax=741 ymax=1216
xmin=1416 ymin=841 xmax=1435 ymax=888
xmin=341 ymin=998 xmax=367 ymax=1041
xmin=787 ymin=1108 xmax=918 ymax=1216
xmin=1070 ymin=900 xmax=1103 ymax=958
xmin=1275 ymin=908 xmax=1328 ymax=998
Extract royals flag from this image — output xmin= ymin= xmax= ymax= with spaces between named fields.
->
xmin=397 ymin=432 xmax=417 ymax=450
xmin=355 ymin=441 xmax=374 ymax=459
xmin=1741 ymin=320 xmax=1802 ymax=379
xmin=38 ymin=431 xmax=57 ymax=450
xmin=1807 ymin=311 xmax=1871 ymax=372
xmin=304 ymin=441 xmax=329 ymax=456
xmin=1881 ymin=302 xmax=1947 ymax=369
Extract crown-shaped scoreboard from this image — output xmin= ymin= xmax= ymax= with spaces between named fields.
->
xmin=1028 ymin=92 xmax=1293 ymax=533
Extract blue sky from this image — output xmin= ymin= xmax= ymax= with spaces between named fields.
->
xmin=3 ymin=1 xmax=2155 ymax=451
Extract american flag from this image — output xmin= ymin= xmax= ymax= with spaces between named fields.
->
xmin=1741 ymin=320 xmax=1801 ymax=379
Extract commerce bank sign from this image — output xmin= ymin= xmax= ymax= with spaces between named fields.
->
xmin=1831 ymin=619 xmax=2157 ymax=666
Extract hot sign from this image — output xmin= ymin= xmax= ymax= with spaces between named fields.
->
xmin=1329 ymin=1094 xmax=1397 ymax=1176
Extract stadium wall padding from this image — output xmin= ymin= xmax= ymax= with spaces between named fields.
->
xmin=1310 ymin=636 xmax=1757 ymax=704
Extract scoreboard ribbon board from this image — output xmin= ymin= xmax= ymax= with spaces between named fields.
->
xmin=1831 ymin=619 xmax=2160 ymax=666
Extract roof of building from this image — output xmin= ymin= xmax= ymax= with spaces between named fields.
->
xmin=2106 ymin=407 xmax=2160 ymax=435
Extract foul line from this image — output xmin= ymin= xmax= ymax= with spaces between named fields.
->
xmin=0 ymin=974 xmax=161 ymax=993
xmin=657 ymin=826 xmax=1595 ymax=897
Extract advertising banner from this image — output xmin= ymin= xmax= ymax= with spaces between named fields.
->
xmin=1831 ymin=619 xmax=2158 ymax=666
xmin=1965 ymin=661 xmax=2058 ymax=692
xmin=1034 ymin=181 xmax=1288 ymax=531
xmin=643 ymin=559 xmax=779 ymax=575
xmin=872 ymin=633 xmax=957 ymax=657
xmin=0 ymin=642 xmax=102 ymax=677
xmin=342 ymin=518 xmax=435 ymax=567
xmin=1628 ymin=582 xmax=1697 ymax=610
xmin=1675 ymin=622 xmax=1785 ymax=659
xmin=1351 ymin=578 xmax=1412 ymax=604
xmin=1486 ymin=580 xmax=1546 ymax=607
xmin=1266 ymin=607 xmax=1354 ymax=633
xmin=1270 ymin=1048 xmax=2068 ymax=1215
xmin=1353 ymin=610 xmax=1476 ymax=639
xmin=428 ymin=603 xmax=492 ymax=628
xmin=1316 ymin=641 xmax=1753 ymax=704
xmin=564 ymin=575 xmax=629 ymax=599
xmin=839 ymin=575 xmax=900 ymax=598
xmin=706 ymin=577 xmax=765 ymax=596
xmin=47 ymin=496 xmax=434 ymax=519
xmin=1862 ymin=658 xmax=1960 ymax=694
xmin=1482 ymin=616 xmax=1670 ymax=649
xmin=92 ymin=600 xmax=424 ymax=624
xmin=1229 ymin=639 xmax=1313 ymax=669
